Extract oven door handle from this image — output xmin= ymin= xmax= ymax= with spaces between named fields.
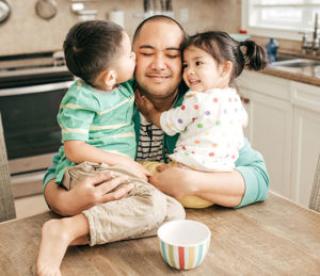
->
xmin=0 ymin=81 xmax=74 ymax=97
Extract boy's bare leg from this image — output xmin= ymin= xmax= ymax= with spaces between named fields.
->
xmin=36 ymin=214 xmax=89 ymax=276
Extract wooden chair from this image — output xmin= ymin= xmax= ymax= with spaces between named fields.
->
xmin=309 ymin=154 xmax=320 ymax=212
xmin=0 ymin=113 xmax=16 ymax=222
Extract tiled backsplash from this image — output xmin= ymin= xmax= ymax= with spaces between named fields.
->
xmin=0 ymin=0 xmax=241 ymax=56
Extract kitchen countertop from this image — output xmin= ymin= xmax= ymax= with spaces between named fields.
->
xmin=262 ymin=65 xmax=320 ymax=87
xmin=1 ymin=193 xmax=319 ymax=275
xmin=260 ymin=50 xmax=320 ymax=86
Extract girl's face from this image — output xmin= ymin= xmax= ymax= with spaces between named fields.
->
xmin=182 ymin=45 xmax=228 ymax=92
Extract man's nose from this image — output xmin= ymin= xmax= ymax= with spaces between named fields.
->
xmin=150 ymin=53 xmax=166 ymax=70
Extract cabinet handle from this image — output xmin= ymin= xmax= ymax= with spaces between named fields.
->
xmin=240 ymin=96 xmax=250 ymax=104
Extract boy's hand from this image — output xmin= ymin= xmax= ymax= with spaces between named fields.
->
xmin=124 ymin=159 xmax=151 ymax=182
xmin=116 ymin=155 xmax=151 ymax=181
xmin=135 ymin=91 xmax=161 ymax=127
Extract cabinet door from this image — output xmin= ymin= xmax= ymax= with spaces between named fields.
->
xmin=291 ymin=108 xmax=320 ymax=207
xmin=239 ymin=88 xmax=293 ymax=198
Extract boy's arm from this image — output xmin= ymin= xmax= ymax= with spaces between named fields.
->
xmin=64 ymin=140 xmax=150 ymax=181
xmin=64 ymin=140 xmax=133 ymax=165
xmin=59 ymin=89 xmax=149 ymax=179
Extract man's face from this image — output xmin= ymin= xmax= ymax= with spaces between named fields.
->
xmin=133 ymin=20 xmax=184 ymax=100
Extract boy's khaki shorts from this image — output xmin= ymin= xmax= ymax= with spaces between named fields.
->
xmin=63 ymin=161 xmax=185 ymax=246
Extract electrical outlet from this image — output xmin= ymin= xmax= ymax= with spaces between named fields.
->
xmin=179 ymin=8 xmax=189 ymax=23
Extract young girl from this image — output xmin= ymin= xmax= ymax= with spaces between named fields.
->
xmin=136 ymin=31 xmax=267 ymax=207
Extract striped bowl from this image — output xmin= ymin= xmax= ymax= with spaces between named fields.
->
xmin=157 ymin=220 xmax=211 ymax=270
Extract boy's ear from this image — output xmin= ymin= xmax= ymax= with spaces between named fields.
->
xmin=97 ymin=69 xmax=117 ymax=90
xmin=104 ymin=70 xmax=117 ymax=90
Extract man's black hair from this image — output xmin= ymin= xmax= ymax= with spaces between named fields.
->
xmin=133 ymin=15 xmax=188 ymax=46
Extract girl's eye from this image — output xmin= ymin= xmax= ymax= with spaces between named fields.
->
xmin=195 ymin=61 xmax=203 ymax=66
xmin=182 ymin=63 xmax=188 ymax=69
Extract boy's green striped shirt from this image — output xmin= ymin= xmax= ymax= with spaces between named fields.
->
xmin=55 ymin=79 xmax=136 ymax=184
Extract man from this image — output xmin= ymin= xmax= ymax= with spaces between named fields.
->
xmin=43 ymin=15 xmax=269 ymax=216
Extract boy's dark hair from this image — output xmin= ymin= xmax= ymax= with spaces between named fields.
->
xmin=63 ymin=20 xmax=123 ymax=85
xmin=133 ymin=15 xmax=188 ymax=48
xmin=183 ymin=31 xmax=267 ymax=84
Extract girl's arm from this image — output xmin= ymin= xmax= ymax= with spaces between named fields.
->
xmin=136 ymin=91 xmax=203 ymax=136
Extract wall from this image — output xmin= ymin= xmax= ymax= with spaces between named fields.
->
xmin=0 ymin=0 xmax=241 ymax=56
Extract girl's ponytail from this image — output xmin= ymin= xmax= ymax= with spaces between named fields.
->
xmin=239 ymin=40 xmax=267 ymax=71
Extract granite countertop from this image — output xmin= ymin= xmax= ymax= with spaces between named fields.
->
xmin=260 ymin=50 xmax=320 ymax=87
xmin=262 ymin=64 xmax=320 ymax=87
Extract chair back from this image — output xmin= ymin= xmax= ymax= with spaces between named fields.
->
xmin=0 ymin=113 xmax=16 ymax=222
xmin=309 ymin=154 xmax=320 ymax=212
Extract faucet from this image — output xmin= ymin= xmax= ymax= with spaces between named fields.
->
xmin=301 ymin=12 xmax=319 ymax=55
xmin=312 ymin=13 xmax=319 ymax=51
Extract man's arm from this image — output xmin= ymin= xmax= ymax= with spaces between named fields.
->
xmin=150 ymin=139 xmax=269 ymax=208
xmin=44 ymin=173 xmax=133 ymax=216
xmin=150 ymin=167 xmax=245 ymax=207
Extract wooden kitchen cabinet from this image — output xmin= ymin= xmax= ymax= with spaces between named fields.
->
xmin=236 ymin=71 xmax=320 ymax=207
xmin=236 ymin=71 xmax=293 ymax=199
xmin=290 ymin=82 xmax=320 ymax=206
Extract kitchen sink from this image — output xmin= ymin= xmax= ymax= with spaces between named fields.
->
xmin=272 ymin=58 xmax=320 ymax=68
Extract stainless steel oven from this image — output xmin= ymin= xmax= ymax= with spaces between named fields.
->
xmin=0 ymin=52 xmax=74 ymax=197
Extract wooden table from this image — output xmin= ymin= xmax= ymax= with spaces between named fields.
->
xmin=1 ymin=193 xmax=320 ymax=275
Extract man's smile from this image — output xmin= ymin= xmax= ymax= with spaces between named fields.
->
xmin=146 ymin=74 xmax=171 ymax=82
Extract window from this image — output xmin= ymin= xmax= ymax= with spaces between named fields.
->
xmin=242 ymin=0 xmax=320 ymax=40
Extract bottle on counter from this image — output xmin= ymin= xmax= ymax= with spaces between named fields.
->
xmin=266 ymin=38 xmax=279 ymax=63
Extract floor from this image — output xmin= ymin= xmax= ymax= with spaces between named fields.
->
xmin=14 ymin=194 xmax=49 ymax=219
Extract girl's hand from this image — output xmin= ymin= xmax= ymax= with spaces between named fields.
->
xmin=135 ymin=91 xmax=161 ymax=127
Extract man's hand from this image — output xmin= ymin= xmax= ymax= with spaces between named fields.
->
xmin=44 ymin=172 xmax=134 ymax=216
xmin=135 ymin=91 xmax=161 ymax=127
xmin=149 ymin=166 xmax=245 ymax=207
xmin=149 ymin=166 xmax=198 ymax=199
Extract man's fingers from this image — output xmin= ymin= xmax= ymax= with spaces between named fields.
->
xmin=89 ymin=171 xmax=114 ymax=186
xmin=96 ymin=175 xmax=129 ymax=195
xmin=100 ymin=183 xmax=134 ymax=203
